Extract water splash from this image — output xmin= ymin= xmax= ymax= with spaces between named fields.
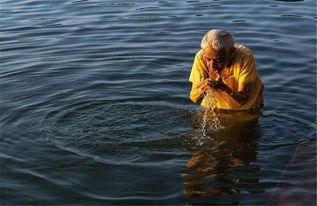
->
xmin=203 ymin=90 xmax=223 ymax=131
xmin=197 ymin=90 xmax=223 ymax=146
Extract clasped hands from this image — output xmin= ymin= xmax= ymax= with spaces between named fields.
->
xmin=199 ymin=77 xmax=229 ymax=94
xmin=193 ymin=78 xmax=248 ymax=105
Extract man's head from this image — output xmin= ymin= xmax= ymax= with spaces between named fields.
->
xmin=201 ymin=29 xmax=235 ymax=73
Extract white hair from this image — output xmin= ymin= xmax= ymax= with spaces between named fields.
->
xmin=200 ymin=29 xmax=234 ymax=53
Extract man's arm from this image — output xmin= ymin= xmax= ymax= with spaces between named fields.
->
xmin=227 ymin=48 xmax=257 ymax=105
xmin=224 ymin=85 xmax=249 ymax=105
xmin=214 ymin=78 xmax=250 ymax=105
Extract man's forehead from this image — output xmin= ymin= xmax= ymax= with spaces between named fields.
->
xmin=203 ymin=47 xmax=226 ymax=57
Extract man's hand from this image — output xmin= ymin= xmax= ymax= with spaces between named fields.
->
xmin=199 ymin=78 xmax=213 ymax=92
xmin=190 ymin=77 xmax=249 ymax=105
xmin=199 ymin=78 xmax=227 ymax=91
xmin=212 ymin=77 xmax=228 ymax=91
xmin=190 ymin=78 xmax=217 ymax=103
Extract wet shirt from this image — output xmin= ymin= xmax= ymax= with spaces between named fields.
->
xmin=189 ymin=44 xmax=264 ymax=110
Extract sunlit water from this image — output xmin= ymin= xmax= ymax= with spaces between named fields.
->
xmin=1 ymin=0 xmax=316 ymax=205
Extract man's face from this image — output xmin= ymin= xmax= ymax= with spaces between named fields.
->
xmin=203 ymin=47 xmax=232 ymax=73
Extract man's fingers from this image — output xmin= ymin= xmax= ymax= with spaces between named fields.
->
xmin=198 ymin=78 xmax=212 ymax=89
xmin=205 ymin=79 xmax=212 ymax=85
xmin=203 ymin=79 xmax=211 ymax=85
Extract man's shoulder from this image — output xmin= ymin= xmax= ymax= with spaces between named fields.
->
xmin=195 ymin=49 xmax=204 ymax=58
xmin=233 ymin=44 xmax=256 ymax=73
xmin=235 ymin=44 xmax=254 ymax=59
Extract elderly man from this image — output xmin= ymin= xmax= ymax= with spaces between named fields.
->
xmin=189 ymin=29 xmax=264 ymax=111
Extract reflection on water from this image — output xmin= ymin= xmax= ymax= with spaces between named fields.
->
xmin=183 ymin=111 xmax=263 ymax=203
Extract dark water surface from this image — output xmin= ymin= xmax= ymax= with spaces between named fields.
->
xmin=1 ymin=0 xmax=316 ymax=205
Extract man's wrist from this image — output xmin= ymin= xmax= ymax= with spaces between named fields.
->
xmin=230 ymin=89 xmax=234 ymax=96
xmin=225 ymin=87 xmax=234 ymax=96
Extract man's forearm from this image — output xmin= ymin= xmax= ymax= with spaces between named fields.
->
xmin=224 ymin=87 xmax=249 ymax=105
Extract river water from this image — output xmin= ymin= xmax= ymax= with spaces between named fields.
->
xmin=1 ymin=0 xmax=316 ymax=205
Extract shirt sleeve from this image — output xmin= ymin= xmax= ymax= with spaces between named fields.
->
xmin=189 ymin=52 xmax=206 ymax=86
xmin=238 ymin=51 xmax=257 ymax=92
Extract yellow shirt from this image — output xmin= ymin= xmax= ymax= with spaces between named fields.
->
xmin=189 ymin=44 xmax=264 ymax=110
